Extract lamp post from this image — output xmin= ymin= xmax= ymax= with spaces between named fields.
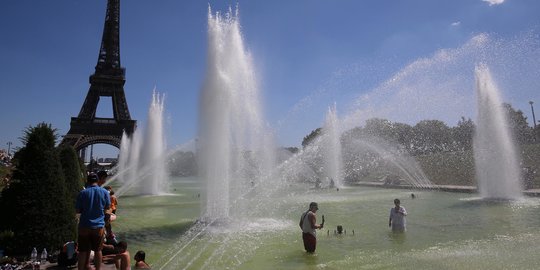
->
xmin=530 ymin=101 xmax=537 ymax=141
xmin=6 ymin=141 xmax=12 ymax=156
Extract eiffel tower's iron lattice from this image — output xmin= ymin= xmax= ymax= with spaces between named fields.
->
xmin=61 ymin=0 xmax=136 ymax=153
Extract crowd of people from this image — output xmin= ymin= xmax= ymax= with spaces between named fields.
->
xmin=76 ymin=169 xmax=409 ymax=264
xmin=0 ymin=149 xmax=11 ymax=165
xmin=75 ymin=171 xmax=151 ymax=270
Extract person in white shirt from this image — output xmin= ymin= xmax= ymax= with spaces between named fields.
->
xmin=299 ymin=202 xmax=324 ymax=253
xmin=389 ymin=198 xmax=407 ymax=232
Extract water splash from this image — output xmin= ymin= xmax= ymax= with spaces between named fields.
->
xmin=116 ymin=90 xmax=168 ymax=195
xmin=322 ymin=103 xmax=343 ymax=188
xmin=198 ymin=7 xmax=275 ymax=220
xmin=344 ymin=137 xmax=433 ymax=188
xmin=473 ymin=64 xmax=522 ymax=199
xmin=341 ymin=32 xmax=540 ymax=133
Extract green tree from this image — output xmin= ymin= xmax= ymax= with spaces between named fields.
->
xmin=451 ymin=117 xmax=475 ymax=151
xmin=503 ymin=103 xmax=534 ymax=144
xmin=391 ymin=122 xmax=414 ymax=150
xmin=412 ymin=120 xmax=452 ymax=154
xmin=0 ymin=123 xmax=75 ymax=254
xmin=168 ymin=151 xmax=197 ymax=177
xmin=57 ymin=145 xmax=84 ymax=208
xmin=302 ymin=128 xmax=322 ymax=148
xmin=283 ymin=147 xmax=299 ymax=154
xmin=363 ymin=118 xmax=394 ymax=141
xmin=56 ymin=145 xmax=82 ymax=244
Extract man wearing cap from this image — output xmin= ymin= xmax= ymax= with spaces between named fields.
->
xmin=299 ymin=202 xmax=324 ymax=253
xmin=76 ymin=173 xmax=111 ymax=270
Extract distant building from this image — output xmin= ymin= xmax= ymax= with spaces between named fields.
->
xmin=86 ymin=157 xmax=118 ymax=171
xmin=97 ymin=157 xmax=118 ymax=163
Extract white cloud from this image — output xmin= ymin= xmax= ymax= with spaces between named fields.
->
xmin=451 ymin=21 xmax=461 ymax=26
xmin=482 ymin=0 xmax=505 ymax=6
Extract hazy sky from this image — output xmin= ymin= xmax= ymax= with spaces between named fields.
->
xmin=1 ymin=0 xmax=539 ymax=158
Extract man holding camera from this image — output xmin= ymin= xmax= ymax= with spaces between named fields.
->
xmin=299 ymin=202 xmax=324 ymax=253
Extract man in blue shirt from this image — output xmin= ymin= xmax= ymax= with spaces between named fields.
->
xmin=76 ymin=173 xmax=110 ymax=270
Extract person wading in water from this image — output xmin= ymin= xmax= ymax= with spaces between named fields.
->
xmin=299 ymin=202 xmax=325 ymax=253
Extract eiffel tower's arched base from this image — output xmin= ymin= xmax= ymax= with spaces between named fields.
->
xmin=61 ymin=134 xmax=122 ymax=151
xmin=60 ymin=117 xmax=136 ymax=154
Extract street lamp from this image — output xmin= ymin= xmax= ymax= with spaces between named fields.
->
xmin=6 ymin=141 xmax=12 ymax=156
xmin=530 ymin=101 xmax=537 ymax=141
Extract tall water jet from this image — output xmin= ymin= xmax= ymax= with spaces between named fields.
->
xmin=139 ymin=91 xmax=167 ymax=194
xmin=473 ymin=64 xmax=522 ymax=199
xmin=322 ymin=104 xmax=343 ymax=187
xmin=198 ymin=7 xmax=275 ymax=220
xmin=116 ymin=91 xmax=168 ymax=196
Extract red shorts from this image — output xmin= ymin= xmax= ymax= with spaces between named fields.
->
xmin=302 ymin=233 xmax=316 ymax=253
xmin=78 ymin=227 xmax=105 ymax=252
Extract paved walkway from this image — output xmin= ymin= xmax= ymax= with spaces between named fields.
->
xmin=354 ymin=181 xmax=540 ymax=197
xmin=33 ymin=261 xmax=117 ymax=270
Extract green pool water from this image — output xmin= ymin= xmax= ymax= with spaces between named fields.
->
xmin=112 ymin=177 xmax=540 ymax=270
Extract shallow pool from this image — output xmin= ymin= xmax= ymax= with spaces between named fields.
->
xmin=112 ymin=177 xmax=540 ymax=270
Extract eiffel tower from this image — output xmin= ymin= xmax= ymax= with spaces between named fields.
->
xmin=61 ymin=0 xmax=136 ymax=156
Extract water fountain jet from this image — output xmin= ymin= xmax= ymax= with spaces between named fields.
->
xmin=321 ymin=103 xmax=343 ymax=188
xmin=198 ymin=7 xmax=276 ymax=221
xmin=473 ymin=64 xmax=523 ymax=199
xmin=116 ymin=90 xmax=168 ymax=196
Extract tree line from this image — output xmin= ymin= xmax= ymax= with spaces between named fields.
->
xmin=303 ymin=103 xmax=538 ymax=156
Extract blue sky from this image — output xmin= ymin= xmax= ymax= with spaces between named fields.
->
xmin=1 ymin=0 xmax=539 ymax=158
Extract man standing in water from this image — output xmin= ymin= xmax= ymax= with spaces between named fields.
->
xmin=389 ymin=198 xmax=407 ymax=232
xmin=299 ymin=202 xmax=324 ymax=253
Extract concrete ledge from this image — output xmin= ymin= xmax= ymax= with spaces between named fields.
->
xmin=352 ymin=181 xmax=540 ymax=197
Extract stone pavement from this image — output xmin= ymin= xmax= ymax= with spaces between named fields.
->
xmin=36 ymin=261 xmax=117 ymax=270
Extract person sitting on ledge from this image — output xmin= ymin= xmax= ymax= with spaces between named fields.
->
xmin=103 ymin=241 xmax=130 ymax=270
